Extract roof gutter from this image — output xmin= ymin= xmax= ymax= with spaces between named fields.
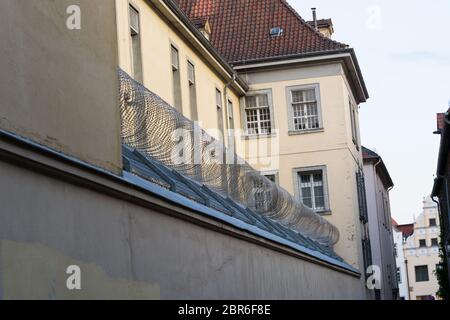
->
xmin=232 ymin=48 xmax=369 ymax=104
xmin=156 ymin=0 xmax=249 ymax=94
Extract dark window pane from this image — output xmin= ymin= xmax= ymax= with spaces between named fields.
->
xmin=415 ymin=265 xmax=429 ymax=282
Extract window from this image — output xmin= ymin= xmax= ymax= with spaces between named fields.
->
xmin=244 ymin=93 xmax=272 ymax=135
xmin=288 ymin=85 xmax=322 ymax=132
xmin=356 ymin=170 xmax=369 ymax=223
xmin=396 ymin=267 xmax=401 ymax=283
xmin=349 ymin=99 xmax=359 ymax=148
xmin=187 ymin=61 xmax=198 ymax=121
xmin=431 ymin=238 xmax=438 ymax=246
xmin=419 ymin=239 xmax=427 ymax=247
xmin=415 ymin=265 xmax=429 ymax=282
xmin=264 ymin=174 xmax=276 ymax=183
xmin=295 ymin=167 xmax=329 ymax=212
xmin=171 ymin=45 xmax=182 ymax=112
xmin=429 ymin=218 xmax=437 ymax=227
xmin=394 ymin=244 xmax=398 ymax=258
xmin=253 ymin=177 xmax=275 ymax=212
xmin=129 ymin=5 xmax=143 ymax=82
xmin=216 ymin=89 xmax=224 ymax=141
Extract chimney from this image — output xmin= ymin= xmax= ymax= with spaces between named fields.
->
xmin=307 ymin=9 xmax=335 ymax=38
xmin=436 ymin=113 xmax=445 ymax=134
xmin=311 ymin=8 xmax=318 ymax=31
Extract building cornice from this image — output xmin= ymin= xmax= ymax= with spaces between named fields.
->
xmin=232 ymin=49 xmax=369 ymax=104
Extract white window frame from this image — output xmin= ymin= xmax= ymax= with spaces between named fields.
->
xmin=170 ymin=44 xmax=180 ymax=71
xmin=187 ymin=60 xmax=195 ymax=85
xmin=349 ymin=95 xmax=360 ymax=149
xmin=286 ymin=84 xmax=323 ymax=133
xmin=293 ymin=165 xmax=330 ymax=213
xmin=241 ymin=89 xmax=275 ymax=137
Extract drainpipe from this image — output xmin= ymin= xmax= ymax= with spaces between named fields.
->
xmin=404 ymin=259 xmax=411 ymax=300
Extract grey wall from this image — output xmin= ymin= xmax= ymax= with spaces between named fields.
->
xmin=0 ymin=159 xmax=366 ymax=300
xmin=364 ymin=163 xmax=397 ymax=300
xmin=0 ymin=0 xmax=121 ymax=174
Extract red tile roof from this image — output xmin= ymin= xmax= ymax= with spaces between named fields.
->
xmin=174 ymin=0 xmax=348 ymax=64
xmin=396 ymin=223 xmax=414 ymax=239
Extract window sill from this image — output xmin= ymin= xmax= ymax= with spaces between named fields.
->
xmin=288 ymin=128 xmax=324 ymax=136
xmin=241 ymin=133 xmax=277 ymax=140
xmin=316 ymin=210 xmax=332 ymax=216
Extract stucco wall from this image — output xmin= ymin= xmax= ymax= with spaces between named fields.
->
xmin=234 ymin=64 xmax=365 ymax=274
xmin=0 ymin=0 xmax=122 ymax=174
xmin=0 ymin=159 xmax=366 ymax=300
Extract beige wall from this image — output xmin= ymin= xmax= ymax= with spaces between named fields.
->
xmin=235 ymin=64 xmax=365 ymax=271
xmin=115 ymin=0 xmax=242 ymax=142
xmin=0 ymin=0 xmax=122 ymax=174
xmin=404 ymin=198 xmax=441 ymax=300
xmin=0 ymin=155 xmax=367 ymax=299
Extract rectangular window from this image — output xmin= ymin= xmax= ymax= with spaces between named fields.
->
xmin=216 ymin=89 xmax=224 ymax=140
xmin=244 ymin=94 xmax=272 ymax=135
xmin=216 ymin=89 xmax=223 ymax=109
xmin=171 ymin=45 xmax=182 ymax=112
xmin=356 ymin=170 xmax=369 ymax=223
xmin=397 ymin=267 xmax=401 ymax=283
xmin=431 ymin=238 xmax=438 ymax=246
xmin=296 ymin=167 xmax=329 ymax=212
xmin=264 ymin=174 xmax=276 ymax=183
xmin=129 ymin=5 xmax=143 ymax=82
xmin=349 ymin=99 xmax=359 ymax=148
xmin=289 ymin=85 xmax=322 ymax=132
xmin=429 ymin=218 xmax=437 ymax=227
xmin=187 ymin=61 xmax=198 ymax=121
xmin=419 ymin=239 xmax=427 ymax=247
xmin=415 ymin=265 xmax=429 ymax=282
xmin=253 ymin=179 xmax=273 ymax=212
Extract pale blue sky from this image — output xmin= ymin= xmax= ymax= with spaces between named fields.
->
xmin=290 ymin=0 xmax=450 ymax=223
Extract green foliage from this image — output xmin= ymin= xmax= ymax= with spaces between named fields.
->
xmin=435 ymin=220 xmax=449 ymax=300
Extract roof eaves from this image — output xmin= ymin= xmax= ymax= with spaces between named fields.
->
xmin=232 ymin=48 xmax=369 ymax=103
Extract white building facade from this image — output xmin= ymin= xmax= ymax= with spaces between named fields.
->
xmin=392 ymin=220 xmax=410 ymax=299
xmin=400 ymin=197 xmax=441 ymax=300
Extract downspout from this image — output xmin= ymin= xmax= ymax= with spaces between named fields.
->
xmin=404 ymin=258 xmax=411 ymax=300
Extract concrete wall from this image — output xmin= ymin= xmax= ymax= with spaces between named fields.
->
xmin=0 ymin=158 xmax=366 ymax=300
xmin=0 ymin=0 xmax=122 ymax=174
xmin=364 ymin=162 xmax=397 ymax=299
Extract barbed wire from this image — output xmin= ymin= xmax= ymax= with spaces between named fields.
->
xmin=118 ymin=69 xmax=339 ymax=246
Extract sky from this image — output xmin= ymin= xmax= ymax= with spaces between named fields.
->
xmin=290 ymin=0 xmax=450 ymax=223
